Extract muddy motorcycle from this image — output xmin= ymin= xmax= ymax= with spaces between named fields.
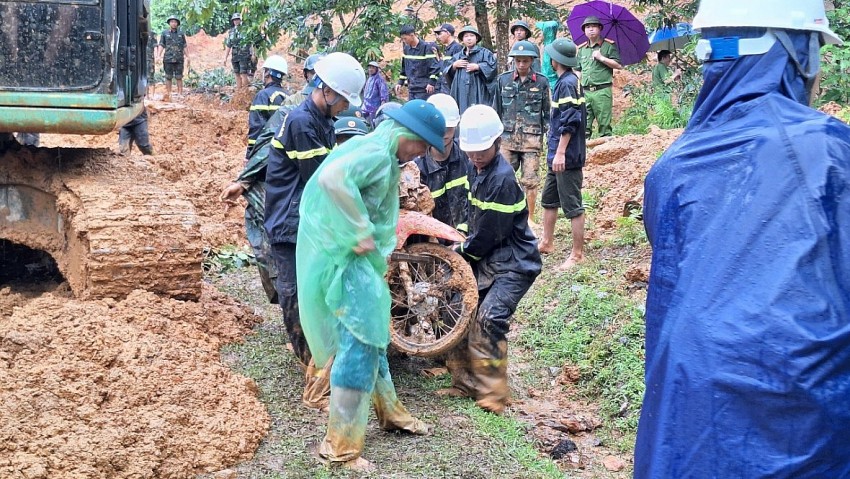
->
xmin=386 ymin=210 xmax=478 ymax=358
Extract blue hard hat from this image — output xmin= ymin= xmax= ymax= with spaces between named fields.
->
xmin=385 ymin=99 xmax=446 ymax=154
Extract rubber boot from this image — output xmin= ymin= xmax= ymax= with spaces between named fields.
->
xmin=303 ymin=357 xmax=332 ymax=411
xmin=372 ymin=355 xmax=429 ymax=434
xmin=467 ymin=324 xmax=510 ymax=414
xmin=526 ymin=188 xmax=538 ymax=226
xmin=118 ymin=139 xmax=131 ymax=155
xmin=437 ymin=337 xmax=477 ymax=398
xmin=319 ymin=386 xmax=370 ymax=463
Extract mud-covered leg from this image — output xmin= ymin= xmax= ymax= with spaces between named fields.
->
xmin=271 ymin=242 xmax=311 ymax=366
xmin=319 ymin=326 xmax=379 ymax=465
xmin=373 ymin=352 xmax=429 ymax=434
xmin=468 ymin=272 xmax=535 ymax=414
xmin=244 ymin=203 xmax=278 ymax=304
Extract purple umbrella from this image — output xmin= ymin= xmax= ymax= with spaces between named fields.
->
xmin=567 ymin=1 xmax=650 ymax=66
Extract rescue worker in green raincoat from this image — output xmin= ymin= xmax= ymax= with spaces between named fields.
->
xmin=296 ymin=99 xmax=447 ymax=471
xmin=577 ymin=15 xmax=622 ymax=137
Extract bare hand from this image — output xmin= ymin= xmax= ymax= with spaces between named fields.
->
xmin=592 ymin=50 xmax=603 ymax=61
xmin=433 ymin=47 xmax=442 ymax=61
xmin=553 ymin=154 xmax=566 ymax=172
xmin=426 ymin=84 xmax=435 ymax=94
xmin=465 ymin=63 xmax=479 ymax=73
xmin=394 ymin=84 xmax=402 ymax=96
xmin=219 ymin=182 xmax=245 ymax=212
xmin=453 ymin=59 xmax=469 ymax=70
xmin=353 ymin=236 xmax=376 ymax=255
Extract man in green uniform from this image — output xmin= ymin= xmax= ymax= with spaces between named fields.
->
xmin=159 ymin=15 xmax=189 ymax=101
xmin=577 ymin=15 xmax=622 ymax=137
xmin=651 ymin=50 xmax=681 ymax=90
xmin=224 ymin=13 xmax=252 ymax=90
xmin=492 ymin=40 xmax=550 ymax=226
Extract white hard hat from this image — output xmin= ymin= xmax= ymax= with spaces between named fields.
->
xmin=693 ymin=0 xmax=842 ymax=45
xmin=262 ymin=55 xmax=289 ymax=76
xmin=313 ymin=52 xmax=366 ymax=107
xmin=427 ymin=94 xmax=460 ymax=128
xmin=458 ymin=105 xmax=504 ymax=152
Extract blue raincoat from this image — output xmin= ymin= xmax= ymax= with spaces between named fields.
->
xmin=636 ymin=31 xmax=850 ymax=478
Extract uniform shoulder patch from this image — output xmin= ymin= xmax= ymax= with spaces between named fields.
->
xmin=577 ymin=41 xmax=589 ymax=48
xmin=605 ymin=38 xmax=616 ymax=44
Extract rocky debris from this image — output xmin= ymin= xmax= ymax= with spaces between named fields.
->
xmin=625 ymin=263 xmax=651 ymax=283
xmin=602 ymin=455 xmax=628 ymax=472
xmin=550 ymin=438 xmax=578 ymax=460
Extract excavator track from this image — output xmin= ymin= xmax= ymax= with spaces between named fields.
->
xmin=0 ymin=146 xmax=202 ymax=300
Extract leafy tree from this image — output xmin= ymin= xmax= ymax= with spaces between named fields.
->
xmin=817 ymin=0 xmax=850 ymax=105
xmin=151 ymin=0 xmax=233 ymax=36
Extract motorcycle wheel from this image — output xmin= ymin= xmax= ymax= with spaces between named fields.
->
xmin=387 ymin=242 xmax=477 ymax=358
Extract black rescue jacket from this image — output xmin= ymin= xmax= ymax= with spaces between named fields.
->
xmin=414 ymin=139 xmax=471 ymax=232
xmin=459 ymin=153 xmax=542 ymax=288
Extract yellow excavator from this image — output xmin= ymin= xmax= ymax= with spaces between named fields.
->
xmin=0 ymin=0 xmax=201 ymax=299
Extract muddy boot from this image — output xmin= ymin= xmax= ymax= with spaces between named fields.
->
xmin=372 ymin=354 xmax=429 ymax=435
xmin=468 ymin=325 xmax=510 ymax=414
xmin=303 ymin=357 xmax=332 ymax=411
xmin=318 ymin=386 xmax=371 ymax=463
xmin=138 ymin=144 xmax=154 ymax=156
xmin=436 ymin=338 xmax=477 ymax=398
xmin=118 ymin=139 xmax=131 ymax=155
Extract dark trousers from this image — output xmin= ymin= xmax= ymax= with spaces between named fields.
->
xmin=118 ymin=111 xmax=153 ymax=155
xmin=477 ymin=271 xmax=536 ymax=341
xmin=271 ymin=242 xmax=311 ymax=365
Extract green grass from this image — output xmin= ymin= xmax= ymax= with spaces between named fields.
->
xmin=514 ymin=251 xmax=648 ymax=452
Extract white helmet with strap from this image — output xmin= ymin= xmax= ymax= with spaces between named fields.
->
xmin=313 ymin=52 xmax=366 ymax=107
xmin=458 ymin=105 xmax=504 ymax=152
xmin=262 ymin=55 xmax=288 ymax=77
xmin=693 ymin=0 xmax=842 ymax=61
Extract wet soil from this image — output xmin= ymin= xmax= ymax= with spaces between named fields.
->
xmin=0 ymin=284 xmax=268 ymax=478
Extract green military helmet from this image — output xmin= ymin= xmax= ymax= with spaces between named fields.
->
xmin=231 ymin=12 xmax=242 ymax=22
xmin=510 ymin=20 xmax=532 ymax=38
xmin=581 ymin=15 xmax=603 ymax=30
xmin=508 ymin=40 xmax=539 ymax=58
xmin=336 ymin=104 xmax=363 ymax=119
xmin=167 ymin=15 xmax=181 ymax=25
xmin=545 ymin=38 xmax=579 ymax=67
xmin=457 ymin=25 xmax=482 ymax=42
xmin=334 ymin=116 xmax=370 ymax=137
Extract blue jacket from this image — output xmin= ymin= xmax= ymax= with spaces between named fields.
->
xmin=636 ymin=31 xmax=850 ymax=479
xmin=264 ymin=97 xmax=335 ymax=244
xmin=247 ymin=81 xmax=287 ymax=157
xmin=546 ymin=70 xmax=585 ymax=169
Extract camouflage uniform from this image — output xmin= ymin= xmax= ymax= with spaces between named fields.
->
xmin=146 ymin=32 xmax=157 ymax=81
xmin=159 ymin=28 xmax=187 ymax=79
xmin=492 ymin=70 xmax=550 ymax=192
xmin=225 ymin=26 xmax=252 ymax=74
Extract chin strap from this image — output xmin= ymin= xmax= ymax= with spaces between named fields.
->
xmin=773 ymin=30 xmax=821 ymax=104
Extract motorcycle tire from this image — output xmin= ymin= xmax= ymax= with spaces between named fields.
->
xmin=387 ymin=242 xmax=477 ymax=358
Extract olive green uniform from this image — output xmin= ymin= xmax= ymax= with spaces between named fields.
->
xmin=652 ymin=62 xmax=671 ymax=89
xmin=146 ymin=32 xmax=157 ymax=81
xmin=160 ymin=29 xmax=187 ymax=80
xmin=577 ymin=39 xmax=619 ymax=137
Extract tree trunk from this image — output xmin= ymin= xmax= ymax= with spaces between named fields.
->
xmin=473 ymin=0 xmax=494 ymax=50
xmin=494 ymin=0 xmax=510 ymax=72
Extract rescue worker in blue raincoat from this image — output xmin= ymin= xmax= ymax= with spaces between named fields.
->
xmin=439 ymin=105 xmax=542 ymax=414
xmin=445 ymin=25 xmax=498 ymax=114
xmin=635 ymin=1 xmax=850 ymax=477
xmin=246 ymin=55 xmax=288 ymax=158
xmin=394 ymin=25 xmax=441 ymax=100
xmin=264 ymin=52 xmax=366 ymax=408
xmin=361 ymin=61 xmax=389 ymax=125
xmin=413 ymin=94 xmax=469 ymax=232
xmin=296 ymin=100 xmax=447 ymax=471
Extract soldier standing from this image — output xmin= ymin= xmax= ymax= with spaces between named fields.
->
xmin=492 ymin=40 xmax=550 ymax=226
xmin=224 ymin=13 xmax=252 ymax=90
xmin=508 ymin=21 xmax=541 ymax=73
xmin=394 ymin=25 xmax=440 ymax=101
xmin=159 ymin=15 xmax=189 ymax=101
xmin=146 ymin=30 xmax=157 ymax=97
xmin=445 ymin=25 xmax=498 ymax=114
xmin=433 ymin=24 xmax=462 ymax=94
xmin=577 ymin=15 xmax=622 ymax=137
